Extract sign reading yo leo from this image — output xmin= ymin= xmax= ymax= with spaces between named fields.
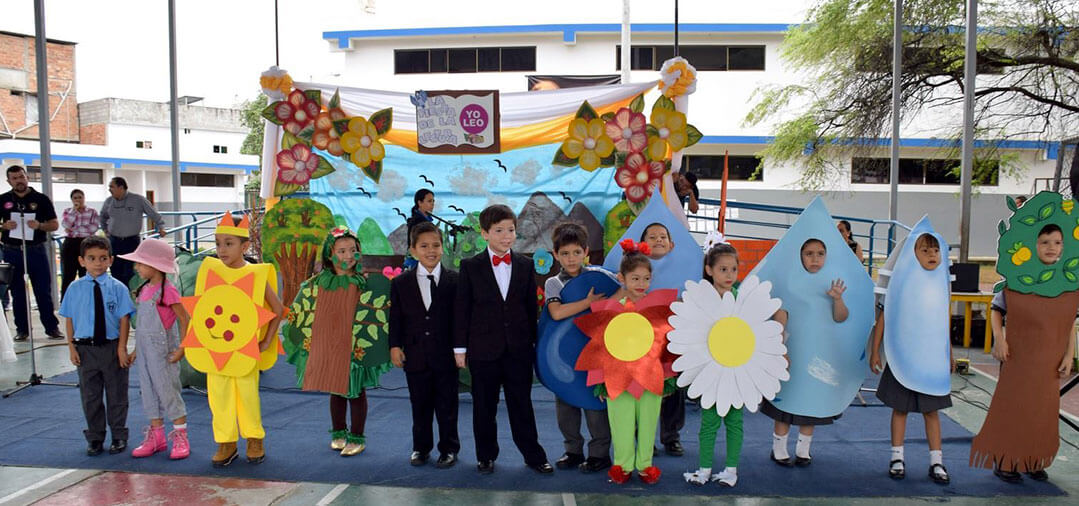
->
xmin=413 ymin=90 xmax=501 ymax=154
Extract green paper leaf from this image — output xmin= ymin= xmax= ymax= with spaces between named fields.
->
xmin=329 ymin=89 xmax=340 ymax=110
xmin=992 ymin=280 xmax=1006 ymax=293
xmin=1038 ymin=269 xmax=1055 ymax=282
xmin=373 ymin=295 xmax=387 ymax=307
xmin=1065 ymin=271 xmax=1077 ymax=283
xmin=376 ymin=310 xmax=387 ymax=323
xmin=261 ymin=102 xmax=284 ymax=125
xmin=1006 ymin=196 xmax=1017 ymax=212
xmin=575 ymin=101 xmax=599 ymax=122
xmin=362 ymin=159 xmax=383 ymax=184
xmin=1019 ymin=216 xmax=1036 ymax=226
xmin=310 ymin=154 xmax=335 ymax=179
xmin=356 ymin=338 xmax=373 ymax=348
xmin=1065 ymin=257 xmax=1079 ymax=270
xmin=614 ymin=151 xmax=628 ymax=167
xmin=552 ymin=148 xmax=579 ymax=167
xmin=352 ymin=324 xmax=361 ymax=335
xmin=360 ymin=291 xmax=372 ymax=304
xmin=356 ymin=309 xmax=369 ymax=322
xmin=645 ymin=124 xmax=658 ymax=138
xmin=653 ymin=95 xmax=675 ymax=113
xmin=1038 ymin=203 xmax=1054 ymax=220
xmin=333 ymin=118 xmax=350 ymax=136
xmin=303 ymin=89 xmax=322 ymax=105
xmin=297 ymin=125 xmax=315 ymax=143
xmin=629 ymin=94 xmax=645 ymax=113
xmin=685 ymin=124 xmax=703 ymax=147
xmin=997 ymin=220 xmax=1007 ymax=236
xmin=600 ymin=112 xmax=615 ymax=122
xmin=1018 ymin=274 xmax=1036 ymax=285
xmin=273 ymin=181 xmax=303 ymax=197
xmin=366 ymin=325 xmax=378 ymax=340
xmin=281 ymin=131 xmax=300 ymax=150
xmin=369 ymin=107 xmax=394 ymax=136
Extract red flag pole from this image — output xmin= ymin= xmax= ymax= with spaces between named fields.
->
xmin=718 ymin=150 xmax=729 ymax=233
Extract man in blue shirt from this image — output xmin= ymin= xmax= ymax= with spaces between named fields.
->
xmin=59 ymin=236 xmax=136 ymax=456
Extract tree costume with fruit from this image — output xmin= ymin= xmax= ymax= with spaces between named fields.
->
xmin=282 ymin=227 xmax=392 ymax=450
xmin=971 ymin=192 xmax=1079 ymax=473
xmin=181 ymin=214 xmax=280 ymax=451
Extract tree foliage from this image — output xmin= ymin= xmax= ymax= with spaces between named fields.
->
xmin=745 ymin=0 xmax=1079 ymax=189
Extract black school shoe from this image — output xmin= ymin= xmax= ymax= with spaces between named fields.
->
xmin=928 ymin=463 xmax=950 ymax=484
xmin=556 ymin=452 xmax=585 ymax=469
xmin=109 ymin=439 xmax=127 ymax=454
xmin=664 ymin=441 xmax=685 ymax=456
xmin=527 ymin=461 xmax=555 ymax=474
xmin=579 ymin=456 xmax=612 ymax=473
xmin=994 ymin=468 xmax=1023 ymax=483
xmin=795 ymin=455 xmax=812 ymax=467
xmin=410 ymin=451 xmax=429 ymax=466
xmin=771 ymin=450 xmax=793 ymax=467
xmin=1026 ymin=469 xmax=1049 ymax=482
xmin=888 ymin=459 xmax=905 ymax=480
xmin=477 ymin=460 xmax=495 ymax=474
xmin=435 ymin=452 xmax=457 ymax=468
xmin=86 ymin=441 xmax=104 ymax=456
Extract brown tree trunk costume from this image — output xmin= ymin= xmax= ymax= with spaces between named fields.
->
xmin=301 ymin=284 xmax=361 ymax=395
xmin=970 ymin=289 xmax=1079 ymax=472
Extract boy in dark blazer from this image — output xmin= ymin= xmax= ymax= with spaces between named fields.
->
xmin=454 ymin=205 xmax=552 ymax=474
xmin=389 ymin=221 xmax=460 ymax=468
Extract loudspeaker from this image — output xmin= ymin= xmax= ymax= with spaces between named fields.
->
xmin=951 ymin=262 xmax=980 ymax=293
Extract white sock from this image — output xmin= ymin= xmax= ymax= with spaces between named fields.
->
xmin=891 ymin=446 xmax=904 ymax=469
xmin=929 ymin=449 xmax=943 ymax=466
xmin=795 ymin=434 xmax=813 ymax=458
xmin=772 ymin=433 xmax=790 ymax=460
xmin=683 ymin=467 xmax=711 ymax=485
xmin=173 ymin=423 xmax=186 ymax=430
xmin=712 ymin=467 xmax=738 ymax=486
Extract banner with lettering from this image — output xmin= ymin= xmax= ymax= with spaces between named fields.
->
xmin=415 ymin=90 xmax=500 ymax=154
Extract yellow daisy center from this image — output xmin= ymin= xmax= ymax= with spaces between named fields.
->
xmin=604 ymin=312 xmax=653 ymax=362
xmin=707 ymin=316 xmax=755 ymax=367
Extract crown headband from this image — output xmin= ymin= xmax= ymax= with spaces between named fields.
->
xmin=216 ymin=213 xmax=251 ymax=238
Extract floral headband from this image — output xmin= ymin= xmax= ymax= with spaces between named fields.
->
xmin=620 ymin=238 xmax=651 ymax=256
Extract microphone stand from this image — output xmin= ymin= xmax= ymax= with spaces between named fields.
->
xmin=3 ymin=202 xmax=77 ymax=397
xmin=428 ymin=213 xmax=469 ymax=250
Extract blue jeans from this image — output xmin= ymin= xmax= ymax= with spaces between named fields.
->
xmin=2 ymin=243 xmax=59 ymax=335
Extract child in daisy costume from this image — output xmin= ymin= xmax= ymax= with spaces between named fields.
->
xmin=574 ymin=240 xmax=677 ymax=485
xmin=283 ymin=227 xmax=392 ymax=457
xmin=668 ymin=244 xmax=789 ymax=487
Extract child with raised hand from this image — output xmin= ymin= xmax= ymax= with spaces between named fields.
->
xmin=545 ymin=222 xmax=612 ymax=473
xmin=760 ymin=239 xmax=848 ymax=467
xmin=119 ymin=239 xmax=192 ymax=460
xmin=870 ymin=234 xmax=953 ymax=484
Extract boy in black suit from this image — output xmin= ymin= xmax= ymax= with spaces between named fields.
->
xmin=454 ymin=204 xmax=552 ymax=475
xmin=389 ymin=221 xmax=460 ymax=468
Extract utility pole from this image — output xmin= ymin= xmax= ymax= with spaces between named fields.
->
xmin=958 ymin=0 xmax=977 ymax=262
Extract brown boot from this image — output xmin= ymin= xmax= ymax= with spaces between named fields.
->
xmin=212 ymin=442 xmax=238 ymax=468
xmin=246 ymin=438 xmax=265 ymax=464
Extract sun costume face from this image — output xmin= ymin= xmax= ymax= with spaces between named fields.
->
xmin=667 ymin=276 xmax=788 ymax=416
xmin=574 ymin=289 xmax=679 ymax=398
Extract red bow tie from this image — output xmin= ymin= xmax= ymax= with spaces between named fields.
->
xmin=492 ymin=253 xmax=511 ymax=266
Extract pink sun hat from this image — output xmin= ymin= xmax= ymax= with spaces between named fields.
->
xmin=117 ymin=238 xmax=177 ymax=274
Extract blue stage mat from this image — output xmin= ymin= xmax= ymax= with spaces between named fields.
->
xmin=0 ymin=362 xmax=1065 ymax=498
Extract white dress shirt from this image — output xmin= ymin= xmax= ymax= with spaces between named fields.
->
xmin=416 ymin=262 xmax=441 ymax=310
xmin=488 ymin=247 xmax=512 ymax=300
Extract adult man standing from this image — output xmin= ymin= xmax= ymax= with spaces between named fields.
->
xmin=99 ymin=177 xmax=165 ymax=285
xmin=1 ymin=165 xmax=64 ymax=340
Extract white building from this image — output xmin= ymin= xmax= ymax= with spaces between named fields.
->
xmin=312 ymin=0 xmax=1062 ymax=257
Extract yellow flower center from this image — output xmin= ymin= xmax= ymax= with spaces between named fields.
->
xmin=583 ymin=137 xmax=596 ymax=150
xmin=360 ymin=135 xmax=372 ymax=147
xmin=707 ymin=316 xmax=755 ymax=367
xmin=604 ymin=312 xmax=653 ymax=362
xmin=658 ymin=127 xmax=670 ymax=139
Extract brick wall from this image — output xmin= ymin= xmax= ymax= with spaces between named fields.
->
xmin=0 ymin=32 xmax=79 ymax=141
xmin=728 ymin=239 xmax=777 ymax=281
xmin=79 ymin=123 xmax=105 ymax=145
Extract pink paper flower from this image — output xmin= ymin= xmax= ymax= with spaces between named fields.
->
xmin=276 ymin=144 xmax=316 ymax=185
xmin=273 ymin=90 xmax=321 ymax=135
xmin=604 ymin=108 xmax=647 ymax=154
xmin=382 ymin=266 xmax=402 ymax=279
xmin=615 ymin=152 xmax=665 ymax=203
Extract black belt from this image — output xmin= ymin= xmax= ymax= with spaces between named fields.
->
xmin=73 ymin=338 xmax=115 ymax=347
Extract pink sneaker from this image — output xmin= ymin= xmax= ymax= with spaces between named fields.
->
xmin=132 ymin=426 xmax=166 ymax=458
xmin=169 ymin=428 xmax=190 ymax=460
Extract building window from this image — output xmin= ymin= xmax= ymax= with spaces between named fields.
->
xmin=25 ymin=94 xmax=39 ymax=125
xmin=394 ymin=47 xmax=536 ymax=74
xmin=684 ymin=155 xmax=762 ymax=181
xmin=616 ymin=45 xmax=766 ymax=71
xmin=851 ymin=157 xmax=999 ymax=186
xmin=26 ymin=167 xmax=104 ymax=184
xmin=136 ymin=140 xmax=152 ymax=149
xmin=183 ymin=128 xmax=192 ymax=134
xmin=181 ymin=172 xmax=235 ymax=188
xmin=213 ymin=145 xmax=228 ymax=154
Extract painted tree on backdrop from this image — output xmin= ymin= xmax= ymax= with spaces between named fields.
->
xmin=261 ymin=198 xmax=335 ymax=306
xmin=745 ymin=0 xmax=1079 ymax=189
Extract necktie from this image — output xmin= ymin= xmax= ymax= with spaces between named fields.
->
xmin=93 ymin=280 xmax=107 ymax=345
xmin=426 ymin=274 xmax=436 ymax=310
xmin=492 ymin=253 xmax=511 ymax=266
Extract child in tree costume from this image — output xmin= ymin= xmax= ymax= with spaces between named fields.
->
xmin=971 ymin=192 xmax=1079 ymax=483
xmin=283 ymin=227 xmax=392 ymax=457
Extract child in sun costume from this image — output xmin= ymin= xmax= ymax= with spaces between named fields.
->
xmin=575 ymin=240 xmax=677 ymax=485
xmin=971 ymin=192 xmax=1079 ymax=483
xmin=180 ymin=213 xmax=285 ymax=467
xmin=283 ymin=227 xmax=392 ymax=457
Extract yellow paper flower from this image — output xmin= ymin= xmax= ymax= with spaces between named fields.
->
xmin=560 ymin=118 xmax=615 ymax=171
xmin=658 ymin=58 xmax=697 ymax=99
xmin=647 ymin=109 xmax=688 ymax=161
xmin=340 ymin=117 xmax=385 ymax=168
xmin=259 ymin=66 xmax=293 ymax=101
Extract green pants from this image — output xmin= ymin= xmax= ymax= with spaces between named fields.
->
xmin=607 ymin=391 xmax=662 ymax=471
xmin=699 ymin=407 xmax=743 ymax=469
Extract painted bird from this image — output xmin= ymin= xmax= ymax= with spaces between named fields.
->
xmin=558 ymin=191 xmax=572 ymax=203
xmin=393 ymin=208 xmax=408 ymax=219
xmin=493 ymin=159 xmax=507 ymax=172
xmin=356 ymin=187 xmax=372 ymax=198
xmin=419 ymin=174 xmax=434 ymax=187
xmin=448 ymin=205 xmax=465 ymax=214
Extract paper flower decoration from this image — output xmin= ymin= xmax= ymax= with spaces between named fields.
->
xmin=574 ymin=289 xmax=678 ymax=399
xmin=381 ymin=266 xmax=402 ymax=279
xmin=341 ymin=116 xmax=385 ymax=168
xmin=313 ymin=112 xmax=345 ymax=156
xmin=615 ymin=152 xmax=666 ymax=203
xmin=259 ymin=66 xmax=293 ymax=101
xmin=553 ymin=101 xmax=617 ymax=172
xmin=658 ymin=57 xmax=698 ymax=99
xmin=274 ymin=90 xmax=321 ymax=135
xmin=646 ymin=109 xmax=689 ymax=161
xmin=534 ymin=248 xmax=554 ymax=275
xmin=605 ymin=108 xmax=647 ymax=154
xmin=668 ymin=277 xmax=788 ymax=415
xmin=276 ymin=144 xmax=318 ymax=185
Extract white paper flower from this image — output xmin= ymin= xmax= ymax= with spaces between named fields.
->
xmin=667 ymin=276 xmax=788 ymax=415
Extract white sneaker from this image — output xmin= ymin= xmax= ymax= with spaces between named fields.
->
xmin=711 ymin=468 xmax=738 ymax=487
xmin=683 ymin=467 xmax=711 ymax=485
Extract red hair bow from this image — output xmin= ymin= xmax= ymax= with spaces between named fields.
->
xmin=619 ymin=238 xmax=651 ymax=256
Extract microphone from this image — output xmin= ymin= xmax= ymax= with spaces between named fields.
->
xmin=428 ymin=213 xmax=469 ymax=234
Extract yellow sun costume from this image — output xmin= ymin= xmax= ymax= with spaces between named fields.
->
xmin=182 ymin=214 xmax=280 ymax=443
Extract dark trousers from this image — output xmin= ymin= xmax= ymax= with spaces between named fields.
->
xmin=556 ymin=397 xmax=611 ymax=458
xmin=330 ymin=391 xmax=368 ymax=436
xmin=469 ymin=353 xmax=547 ymax=465
xmin=2 ymin=244 xmax=59 ymax=335
xmin=108 ymin=235 xmax=140 ymax=287
xmin=660 ymin=387 xmax=686 ymax=445
xmin=405 ymin=367 xmax=460 ymax=455
xmin=60 ymin=237 xmax=86 ymax=300
xmin=76 ymin=340 xmax=129 ymax=443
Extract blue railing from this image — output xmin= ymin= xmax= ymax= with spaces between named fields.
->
xmin=53 ymin=209 xmax=259 ymax=257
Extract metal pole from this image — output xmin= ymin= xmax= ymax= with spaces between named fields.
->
xmin=32 ymin=0 xmax=59 ymax=310
xmin=168 ymin=0 xmax=182 ymax=238
xmin=274 ymin=0 xmax=280 ymax=66
xmin=958 ymin=0 xmax=977 ymax=262
xmin=621 ymin=0 xmax=631 ymax=83
xmin=673 ymin=0 xmax=679 ymax=56
xmin=888 ymin=0 xmax=903 ymax=222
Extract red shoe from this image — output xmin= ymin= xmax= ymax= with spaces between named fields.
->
xmin=608 ymin=465 xmax=631 ymax=484
xmin=131 ymin=426 xmax=166 ymax=458
xmin=639 ymin=466 xmax=662 ymax=484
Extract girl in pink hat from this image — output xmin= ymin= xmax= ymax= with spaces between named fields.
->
xmin=119 ymin=238 xmax=192 ymax=460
